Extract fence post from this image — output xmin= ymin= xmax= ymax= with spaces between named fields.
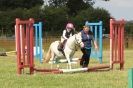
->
xmin=15 ymin=18 xmax=34 ymax=75
xmin=110 ymin=19 xmax=125 ymax=69
xmin=128 ymin=68 xmax=133 ymax=88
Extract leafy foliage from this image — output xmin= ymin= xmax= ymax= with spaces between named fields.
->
xmin=66 ymin=0 xmax=93 ymax=16
xmin=43 ymin=6 xmax=68 ymax=34
xmin=0 ymin=0 xmax=44 ymax=11
xmin=48 ymin=0 xmax=68 ymax=7
xmin=70 ymin=8 xmax=110 ymax=33
xmin=125 ymin=22 xmax=133 ymax=37
xmin=0 ymin=0 xmax=111 ymax=36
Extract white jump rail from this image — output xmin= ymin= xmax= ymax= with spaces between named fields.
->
xmin=60 ymin=67 xmax=88 ymax=73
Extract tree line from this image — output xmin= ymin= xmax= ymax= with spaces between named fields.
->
xmin=0 ymin=0 xmax=113 ymax=37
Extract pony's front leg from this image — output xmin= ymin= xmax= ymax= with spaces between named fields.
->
xmin=50 ymin=51 xmax=55 ymax=69
xmin=65 ymin=55 xmax=72 ymax=69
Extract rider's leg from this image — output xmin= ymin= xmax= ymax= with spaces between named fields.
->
xmin=58 ymin=39 xmax=67 ymax=56
xmin=62 ymin=39 xmax=67 ymax=49
xmin=58 ymin=42 xmax=63 ymax=51
xmin=59 ymin=37 xmax=65 ymax=50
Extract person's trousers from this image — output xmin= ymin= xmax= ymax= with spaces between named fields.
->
xmin=80 ymin=48 xmax=91 ymax=67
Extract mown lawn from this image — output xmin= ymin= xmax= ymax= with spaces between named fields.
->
xmin=0 ymin=50 xmax=133 ymax=88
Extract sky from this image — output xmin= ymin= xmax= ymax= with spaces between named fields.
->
xmin=94 ymin=0 xmax=133 ymax=21
xmin=44 ymin=0 xmax=133 ymax=21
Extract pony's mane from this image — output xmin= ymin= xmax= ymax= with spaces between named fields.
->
xmin=68 ymin=33 xmax=77 ymax=40
xmin=67 ymin=33 xmax=81 ymax=42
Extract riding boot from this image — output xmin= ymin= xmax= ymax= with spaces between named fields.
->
xmin=80 ymin=58 xmax=83 ymax=66
xmin=58 ymin=42 xmax=66 ymax=56
xmin=82 ymin=49 xmax=91 ymax=68
xmin=80 ymin=48 xmax=86 ymax=67
xmin=80 ymin=54 xmax=88 ymax=68
xmin=60 ymin=43 xmax=63 ymax=50
xmin=58 ymin=42 xmax=63 ymax=51
xmin=80 ymin=54 xmax=86 ymax=66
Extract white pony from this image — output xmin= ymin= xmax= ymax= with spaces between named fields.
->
xmin=43 ymin=32 xmax=83 ymax=69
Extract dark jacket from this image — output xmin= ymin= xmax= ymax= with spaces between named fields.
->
xmin=81 ymin=30 xmax=94 ymax=49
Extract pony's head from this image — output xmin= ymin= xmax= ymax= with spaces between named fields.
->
xmin=75 ymin=32 xmax=84 ymax=47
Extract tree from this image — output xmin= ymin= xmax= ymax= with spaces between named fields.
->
xmin=48 ymin=0 xmax=109 ymax=8
xmin=43 ymin=6 xmax=68 ymax=34
xmin=66 ymin=0 xmax=94 ymax=16
xmin=48 ymin=0 xmax=94 ymax=16
xmin=103 ymin=0 xmax=110 ymax=1
xmin=48 ymin=0 xmax=68 ymax=7
xmin=0 ymin=0 xmax=44 ymax=36
xmin=0 ymin=0 xmax=111 ymax=36
xmin=0 ymin=0 xmax=44 ymax=11
xmin=71 ymin=8 xmax=110 ymax=33
xmin=125 ymin=22 xmax=133 ymax=35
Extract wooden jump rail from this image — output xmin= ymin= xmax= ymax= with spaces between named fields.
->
xmin=15 ymin=18 xmax=125 ymax=75
xmin=15 ymin=18 xmax=65 ymax=74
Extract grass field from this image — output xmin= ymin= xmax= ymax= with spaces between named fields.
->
xmin=0 ymin=49 xmax=133 ymax=88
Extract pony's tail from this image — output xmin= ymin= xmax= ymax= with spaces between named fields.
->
xmin=43 ymin=47 xmax=51 ymax=63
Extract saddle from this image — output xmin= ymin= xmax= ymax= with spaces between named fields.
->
xmin=58 ymin=40 xmax=67 ymax=56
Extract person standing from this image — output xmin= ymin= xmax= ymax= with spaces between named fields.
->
xmin=80 ymin=26 xmax=98 ymax=68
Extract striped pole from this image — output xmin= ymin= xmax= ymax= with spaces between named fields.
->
xmin=128 ymin=68 xmax=133 ymax=88
xmin=34 ymin=22 xmax=43 ymax=63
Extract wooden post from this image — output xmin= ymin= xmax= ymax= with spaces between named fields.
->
xmin=110 ymin=19 xmax=125 ymax=70
xmin=15 ymin=18 xmax=35 ymax=75
xmin=128 ymin=68 xmax=133 ymax=88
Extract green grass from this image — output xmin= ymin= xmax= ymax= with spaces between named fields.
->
xmin=0 ymin=50 xmax=133 ymax=88
xmin=0 ymin=38 xmax=133 ymax=88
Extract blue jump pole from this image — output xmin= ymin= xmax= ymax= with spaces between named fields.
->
xmin=85 ymin=21 xmax=103 ymax=63
xmin=34 ymin=22 xmax=43 ymax=63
